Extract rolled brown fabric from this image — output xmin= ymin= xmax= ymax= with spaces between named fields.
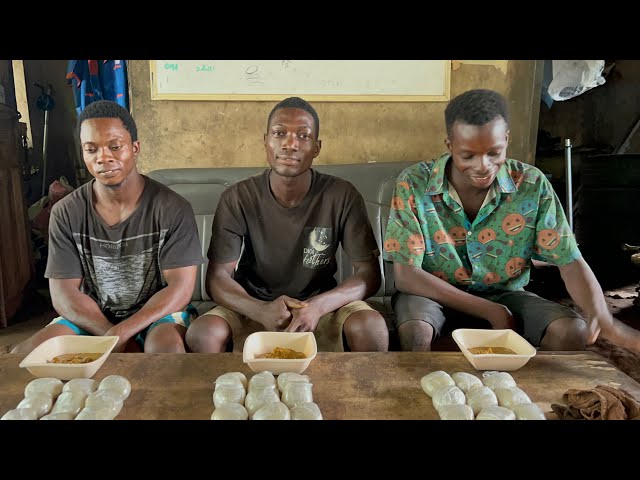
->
xmin=557 ymin=384 xmax=640 ymax=420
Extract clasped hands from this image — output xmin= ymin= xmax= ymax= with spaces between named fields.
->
xmin=261 ymin=295 xmax=320 ymax=333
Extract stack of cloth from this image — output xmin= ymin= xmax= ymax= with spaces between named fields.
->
xmin=551 ymin=384 xmax=640 ymax=420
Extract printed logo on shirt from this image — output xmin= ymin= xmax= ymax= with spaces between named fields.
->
xmin=303 ymin=227 xmax=333 ymax=269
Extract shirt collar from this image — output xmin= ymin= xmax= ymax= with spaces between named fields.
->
xmin=495 ymin=161 xmax=517 ymax=193
xmin=425 ymin=153 xmax=452 ymax=195
xmin=448 ymin=182 xmax=497 ymax=210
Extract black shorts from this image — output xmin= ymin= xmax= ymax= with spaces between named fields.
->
xmin=391 ymin=290 xmax=583 ymax=347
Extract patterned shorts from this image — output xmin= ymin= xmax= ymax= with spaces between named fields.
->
xmin=48 ymin=304 xmax=199 ymax=348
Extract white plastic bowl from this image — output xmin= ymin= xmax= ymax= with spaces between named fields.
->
xmin=19 ymin=336 xmax=119 ymax=380
xmin=243 ymin=332 xmax=317 ymax=374
xmin=452 ymin=329 xmax=536 ymax=371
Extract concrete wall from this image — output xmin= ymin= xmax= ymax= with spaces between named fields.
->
xmin=129 ymin=60 xmax=543 ymax=173
xmin=4 ymin=60 xmax=545 ymax=194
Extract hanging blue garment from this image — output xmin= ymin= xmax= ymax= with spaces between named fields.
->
xmin=66 ymin=60 xmax=87 ymax=115
xmin=66 ymin=60 xmax=129 ymax=115
xmin=100 ymin=60 xmax=128 ymax=109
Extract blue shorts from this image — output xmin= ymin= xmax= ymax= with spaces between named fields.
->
xmin=48 ymin=304 xmax=198 ymax=348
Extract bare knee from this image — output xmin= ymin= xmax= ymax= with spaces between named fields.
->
xmin=186 ymin=315 xmax=231 ymax=353
xmin=540 ymin=317 xmax=588 ymax=351
xmin=144 ymin=324 xmax=187 ymax=353
xmin=343 ymin=310 xmax=389 ymax=352
xmin=398 ymin=320 xmax=434 ymax=352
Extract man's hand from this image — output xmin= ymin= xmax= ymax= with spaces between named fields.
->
xmin=483 ymin=303 xmax=516 ymax=330
xmin=104 ymin=324 xmax=133 ymax=353
xmin=586 ymin=311 xmax=614 ymax=345
xmin=590 ymin=313 xmax=640 ymax=354
xmin=285 ymin=302 xmax=321 ymax=332
xmin=260 ymin=296 xmax=308 ymax=331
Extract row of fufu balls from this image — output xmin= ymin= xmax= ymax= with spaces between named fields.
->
xmin=421 ymin=371 xmax=546 ymax=420
xmin=1 ymin=375 xmax=131 ymax=420
xmin=211 ymin=371 xmax=322 ymax=420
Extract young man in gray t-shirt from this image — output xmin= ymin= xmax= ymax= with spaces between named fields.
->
xmin=12 ymin=101 xmax=203 ymax=354
xmin=186 ymin=97 xmax=389 ymax=353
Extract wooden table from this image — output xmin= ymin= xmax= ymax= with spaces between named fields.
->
xmin=1 ymin=351 xmax=639 ymax=420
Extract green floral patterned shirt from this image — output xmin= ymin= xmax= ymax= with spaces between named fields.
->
xmin=383 ymin=154 xmax=581 ymax=292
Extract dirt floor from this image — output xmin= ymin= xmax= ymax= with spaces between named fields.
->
xmin=2 ymin=281 xmax=639 ymax=384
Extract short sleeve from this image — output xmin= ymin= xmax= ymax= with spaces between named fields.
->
xmin=159 ymin=201 xmax=204 ymax=270
xmin=383 ymin=175 xmax=425 ymax=268
xmin=45 ymin=203 xmax=83 ymax=279
xmin=532 ymin=177 xmax=581 ymax=266
xmin=207 ymin=188 xmax=247 ymax=263
xmin=340 ymin=189 xmax=380 ymax=262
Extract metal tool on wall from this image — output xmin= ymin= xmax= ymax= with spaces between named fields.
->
xmin=33 ymin=82 xmax=55 ymax=198
xmin=565 ymin=138 xmax=573 ymax=231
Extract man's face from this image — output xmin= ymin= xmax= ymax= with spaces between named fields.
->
xmin=80 ymin=117 xmax=139 ymax=188
xmin=445 ymin=117 xmax=509 ymax=191
xmin=264 ymin=107 xmax=321 ymax=178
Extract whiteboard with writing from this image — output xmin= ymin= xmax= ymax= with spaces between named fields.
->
xmin=150 ymin=60 xmax=450 ymax=102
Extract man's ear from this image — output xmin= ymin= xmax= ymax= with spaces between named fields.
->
xmin=133 ymin=141 xmax=140 ymax=158
xmin=505 ymin=130 xmax=510 ymax=146
xmin=314 ymin=139 xmax=322 ymax=158
xmin=444 ymin=137 xmax=452 ymax=153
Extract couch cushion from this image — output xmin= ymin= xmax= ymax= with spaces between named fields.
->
xmin=148 ymin=162 xmax=415 ymax=303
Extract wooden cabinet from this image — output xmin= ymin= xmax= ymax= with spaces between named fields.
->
xmin=0 ymin=103 xmax=32 ymax=327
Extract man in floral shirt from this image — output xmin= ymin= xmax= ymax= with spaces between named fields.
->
xmin=384 ymin=88 xmax=639 ymax=352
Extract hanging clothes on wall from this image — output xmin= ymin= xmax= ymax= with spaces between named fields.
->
xmin=66 ymin=60 xmax=129 ymax=115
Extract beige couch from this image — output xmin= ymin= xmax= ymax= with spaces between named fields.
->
xmin=147 ymin=162 xmax=416 ymax=340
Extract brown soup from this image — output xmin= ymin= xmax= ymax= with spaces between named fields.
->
xmin=256 ymin=347 xmax=306 ymax=359
xmin=468 ymin=346 xmax=517 ymax=355
xmin=48 ymin=352 xmax=103 ymax=364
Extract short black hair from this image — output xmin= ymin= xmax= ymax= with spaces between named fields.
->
xmin=445 ymin=89 xmax=509 ymax=138
xmin=77 ymin=100 xmax=138 ymax=142
xmin=266 ymin=96 xmax=320 ymax=137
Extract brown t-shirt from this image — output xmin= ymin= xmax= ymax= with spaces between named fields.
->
xmin=45 ymin=176 xmax=204 ymax=322
xmin=208 ymin=169 xmax=379 ymax=301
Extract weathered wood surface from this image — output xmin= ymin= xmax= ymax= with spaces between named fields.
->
xmin=1 ymin=351 xmax=638 ymax=420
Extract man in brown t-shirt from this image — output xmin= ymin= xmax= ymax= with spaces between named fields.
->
xmin=186 ymin=97 xmax=389 ymax=353
xmin=11 ymin=100 xmax=203 ymax=354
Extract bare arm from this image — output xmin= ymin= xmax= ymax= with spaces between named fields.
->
xmin=106 ymin=265 xmax=197 ymax=347
xmin=207 ymin=261 xmax=304 ymax=331
xmin=49 ymin=278 xmax=115 ymax=335
xmin=208 ymin=261 xmax=265 ymax=320
xmin=305 ymin=259 xmax=380 ymax=316
xmin=393 ymin=262 xmax=514 ymax=329
xmin=285 ymin=259 xmax=382 ymax=332
xmin=559 ymin=257 xmax=619 ymax=345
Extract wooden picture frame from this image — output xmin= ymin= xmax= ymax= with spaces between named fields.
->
xmin=150 ymin=60 xmax=451 ymax=102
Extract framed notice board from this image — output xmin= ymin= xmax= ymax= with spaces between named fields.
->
xmin=150 ymin=60 xmax=450 ymax=102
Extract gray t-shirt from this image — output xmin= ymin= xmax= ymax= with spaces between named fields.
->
xmin=208 ymin=169 xmax=379 ymax=301
xmin=45 ymin=176 xmax=204 ymax=322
